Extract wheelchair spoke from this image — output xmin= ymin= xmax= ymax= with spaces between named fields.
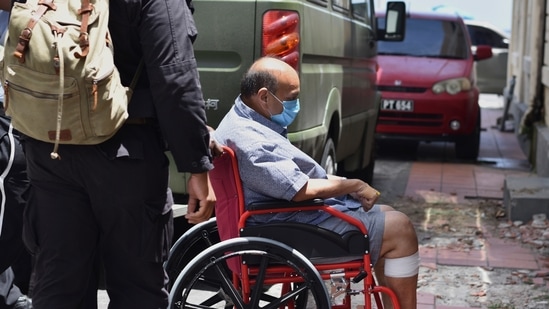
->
xmin=248 ymin=255 xmax=270 ymax=307
xmin=261 ymin=283 xmax=310 ymax=309
xmin=210 ymin=253 xmax=247 ymax=308
xmin=169 ymin=237 xmax=330 ymax=309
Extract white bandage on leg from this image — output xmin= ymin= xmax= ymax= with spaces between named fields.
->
xmin=384 ymin=251 xmax=420 ymax=278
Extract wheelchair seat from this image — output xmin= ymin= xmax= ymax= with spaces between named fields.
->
xmin=241 ymin=222 xmax=365 ymax=262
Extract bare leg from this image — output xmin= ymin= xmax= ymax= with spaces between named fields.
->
xmin=376 ymin=210 xmax=419 ymax=309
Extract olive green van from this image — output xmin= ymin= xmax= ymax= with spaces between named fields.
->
xmin=169 ymin=0 xmax=405 ymax=203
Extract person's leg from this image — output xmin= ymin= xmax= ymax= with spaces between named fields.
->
xmin=319 ymin=205 xmax=419 ymax=309
xmin=0 ymin=142 xmax=28 ymax=284
xmin=10 ymin=250 xmax=32 ymax=297
xmin=377 ymin=210 xmax=419 ymax=309
xmin=23 ymin=140 xmax=99 ymax=309
xmin=88 ymin=125 xmax=172 ymax=309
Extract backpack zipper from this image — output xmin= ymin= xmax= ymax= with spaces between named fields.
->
xmin=91 ymin=67 xmax=115 ymax=111
xmin=3 ymin=80 xmax=75 ymax=111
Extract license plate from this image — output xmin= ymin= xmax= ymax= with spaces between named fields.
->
xmin=381 ymin=99 xmax=414 ymax=111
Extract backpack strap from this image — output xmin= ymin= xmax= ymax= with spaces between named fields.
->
xmin=13 ymin=0 xmax=57 ymax=63
xmin=75 ymin=0 xmax=93 ymax=58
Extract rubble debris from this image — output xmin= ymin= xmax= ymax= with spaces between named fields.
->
xmin=497 ymin=213 xmax=549 ymax=255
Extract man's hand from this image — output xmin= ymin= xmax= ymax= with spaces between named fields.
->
xmin=207 ymin=125 xmax=224 ymax=157
xmin=185 ymin=172 xmax=216 ymax=224
xmin=210 ymin=137 xmax=223 ymax=158
xmin=350 ymin=183 xmax=380 ymax=211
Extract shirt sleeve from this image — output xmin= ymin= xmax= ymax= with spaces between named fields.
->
xmin=237 ymin=142 xmax=309 ymax=201
xmin=137 ymin=0 xmax=212 ymax=173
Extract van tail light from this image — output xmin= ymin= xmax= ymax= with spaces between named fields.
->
xmin=262 ymin=10 xmax=300 ymax=71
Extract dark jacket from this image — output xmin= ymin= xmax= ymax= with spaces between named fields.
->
xmin=109 ymin=0 xmax=212 ymax=173
xmin=0 ymin=113 xmax=29 ymax=272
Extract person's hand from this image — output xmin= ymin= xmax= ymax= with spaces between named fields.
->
xmin=207 ymin=126 xmax=224 ymax=157
xmin=185 ymin=172 xmax=216 ymax=224
xmin=350 ymin=183 xmax=380 ymax=211
xmin=210 ymin=137 xmax=223 ymax=158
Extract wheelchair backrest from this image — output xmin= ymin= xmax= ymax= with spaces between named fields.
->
xmin=210 ymin=146 xmax=245 ymax=242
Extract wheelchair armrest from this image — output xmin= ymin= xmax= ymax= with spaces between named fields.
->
xmin=248 ymin=198 xmax=325 ymax=211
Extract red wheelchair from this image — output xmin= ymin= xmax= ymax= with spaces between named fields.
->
xmin=166 ymin=146 xmax=400 ymax=308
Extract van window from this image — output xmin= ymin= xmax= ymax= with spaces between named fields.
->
xmin=351 ymin=0 xmax=371 ymax=23
xmin=333 ymin=0 xmax=350 ymax=11
xmin=378 ymin=17 xmax=468 ymax=59
xmin=307 ymin=0 xmax=328 ymax=6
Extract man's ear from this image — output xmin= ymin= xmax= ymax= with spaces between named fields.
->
xmin=257 ymin=87 xmax=270 ymax=104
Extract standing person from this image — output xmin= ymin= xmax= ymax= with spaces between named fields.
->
xmin=0 ymin=95 xmax=33 ymax=309
xmin=0 ymin=112 xmax=32 ymax=309
xmin=0 ymin=9 xmax=33 ymax=309
xmin=214 ymin=56 xmax=420 ymax=309
xmin=0 ymin=0 xmax=216 ymax=308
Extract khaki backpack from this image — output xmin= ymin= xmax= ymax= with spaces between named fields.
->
xmin=0 ymin=0 xmax=139 ymax=159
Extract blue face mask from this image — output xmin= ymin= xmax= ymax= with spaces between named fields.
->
xmin=269 ymin=91 xmax=300 ymax=127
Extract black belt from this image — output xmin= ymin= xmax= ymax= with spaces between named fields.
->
xmin=125 ymin=118 xmax=155 ymax=125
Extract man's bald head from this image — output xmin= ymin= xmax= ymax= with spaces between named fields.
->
xmin=240 ymin=57 xmax=299 ymax=99
xmin=249 ymin=57 xmax=296 ymax=77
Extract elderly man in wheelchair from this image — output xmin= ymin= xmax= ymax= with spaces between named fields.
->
xmin=167 ymin=56 xmax=419 ymax=309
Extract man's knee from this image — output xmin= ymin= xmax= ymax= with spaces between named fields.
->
xmin=386 ymin=211 xmax=417 ymax=237
xmin=382 ymin=210 xmax=418 ymax=258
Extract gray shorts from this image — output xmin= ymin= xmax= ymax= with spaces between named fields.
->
xmin=317 ymin=204 xmax=385 ymax=265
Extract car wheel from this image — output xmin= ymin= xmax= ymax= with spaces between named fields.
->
xmin=455 ymin=113 xmax=481 ymax=160
xmin=320 ymin=138 xmax=337 ymax=175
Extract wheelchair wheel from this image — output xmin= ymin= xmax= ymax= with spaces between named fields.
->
xmin=169 ymin=237 xmax=331 ymax=309
xmin=165 ymin=218 xmax=221 ymax=290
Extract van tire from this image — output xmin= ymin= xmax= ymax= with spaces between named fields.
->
xmin=455 ymin=113 xmax=481 ymax=160
xmin=320 ymin=138 xmax=337 ymax=175
xmin=361 ymin=154 xmax=375 ymax=184
xmin=338 ymin=147 xmax=375 ymax=184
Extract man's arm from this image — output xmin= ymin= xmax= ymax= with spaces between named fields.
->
xmin=293 ymin=178 xmax=380 ymax=210
xmin=133 ymin=0 xmax=214 ymax=222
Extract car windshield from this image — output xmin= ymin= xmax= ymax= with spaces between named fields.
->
xmin=377 ymin=17 xmax=469 ymax=59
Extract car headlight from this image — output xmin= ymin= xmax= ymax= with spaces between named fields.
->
xmin=432 ymin=78 xmax=472 ymax=95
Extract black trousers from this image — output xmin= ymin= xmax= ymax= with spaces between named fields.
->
xmin=22 ymin=124 xmax=173 ymax=309
xmin=0 ymin=116 xmax=32 ymax=307
xmin=0 ymin=190 xmax=31 ymax=299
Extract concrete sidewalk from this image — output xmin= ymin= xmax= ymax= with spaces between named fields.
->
xmin=405 ymin=95 xmax=549 ymax=308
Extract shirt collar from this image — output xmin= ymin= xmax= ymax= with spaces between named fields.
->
xmin=234 ymin=95 xmax=287 ymax=136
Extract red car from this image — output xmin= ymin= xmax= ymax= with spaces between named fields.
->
xmin=375 ymin=12 xmax=492 ymax=160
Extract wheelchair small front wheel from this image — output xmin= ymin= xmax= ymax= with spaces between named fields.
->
xmin=168 ymin=236 xmax=331 ymax=309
